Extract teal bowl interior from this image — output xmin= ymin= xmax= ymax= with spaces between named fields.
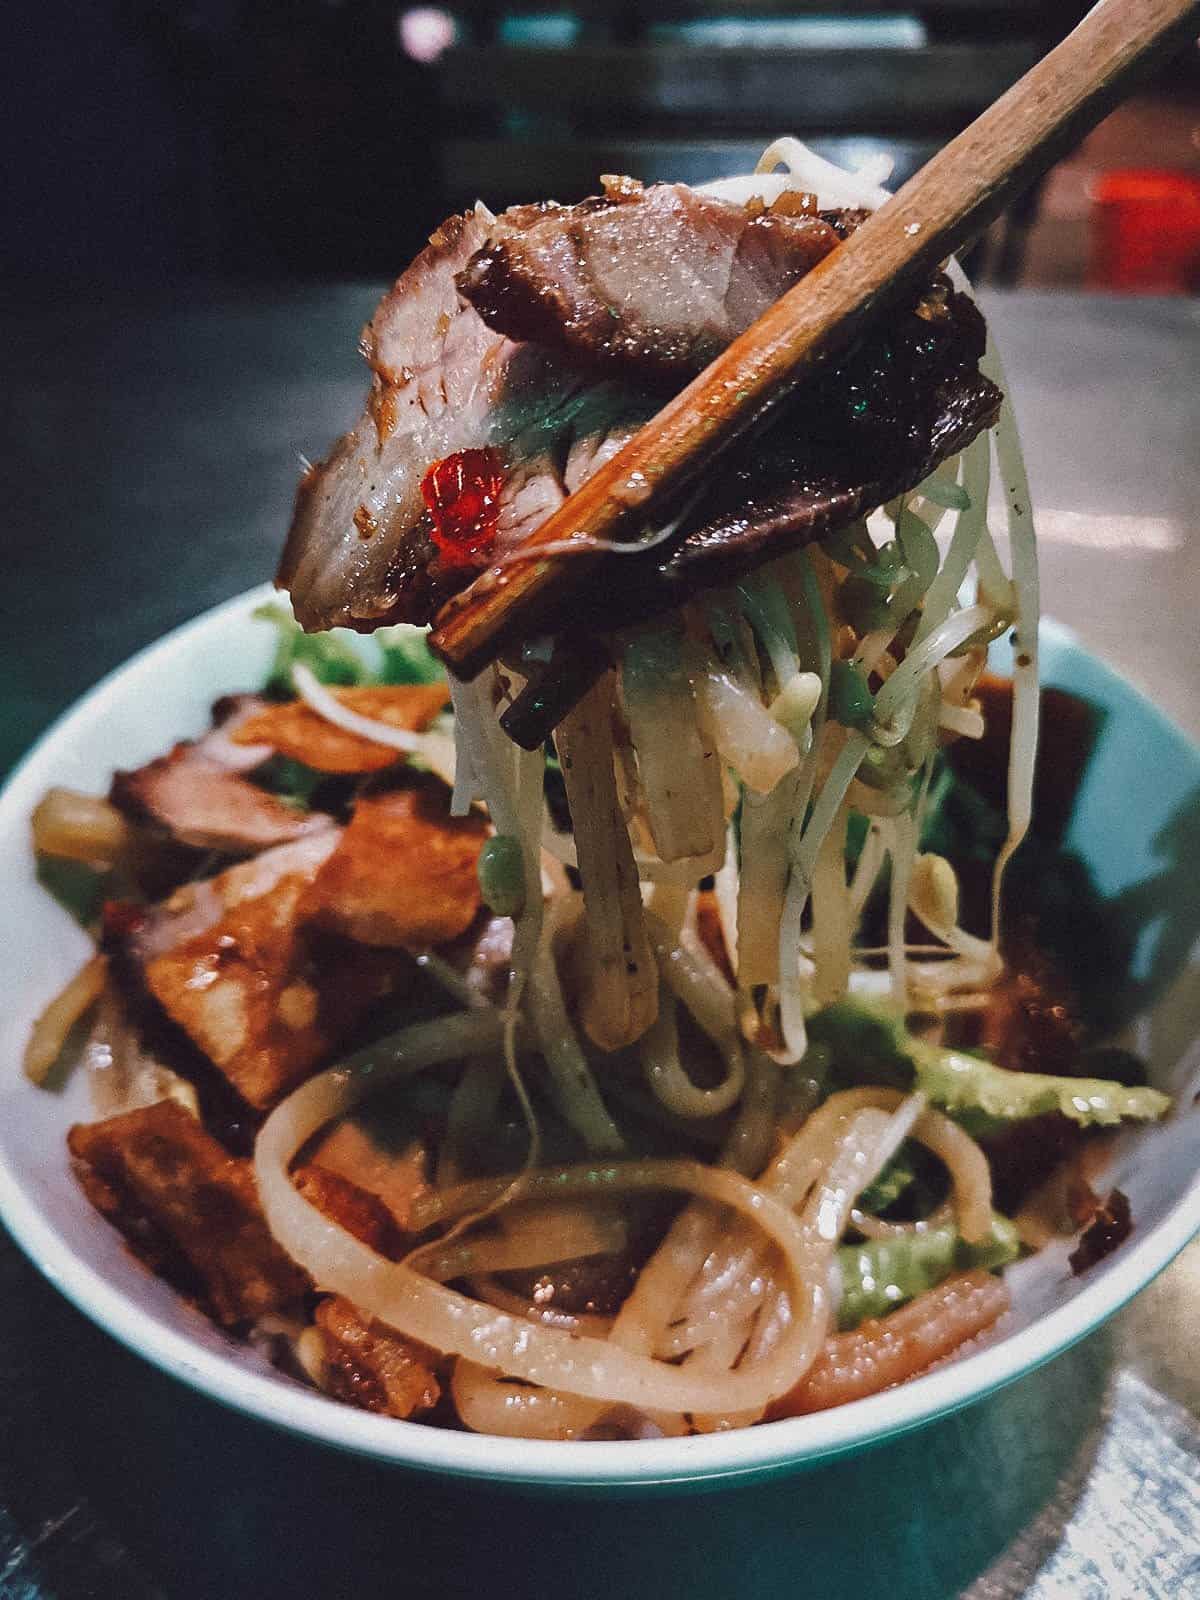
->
xmin=1001 ymin=622 xmax=1200 ymax=1029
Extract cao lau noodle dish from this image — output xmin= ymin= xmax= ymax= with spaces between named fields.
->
xmin=25 ymin=142 xmax=1175 ymax=1444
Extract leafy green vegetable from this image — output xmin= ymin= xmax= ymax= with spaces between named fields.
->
xmin=253 ymin=754 xmax=328 ymax=811
xmin=914 ymin=1048 xmax=1169 ymax=1129
xmin=253 ymin=602 xmax=368 ymax=693
xmin=808 ymin=1000 xmax=1170 ymax=1129
xmin=253 ymin=604 xmax=443 ymax=701
xmin=807 ymin=1000 xmax=915 ymax=1090
xmin=836 ymin=1213 xmax=1020 ymax=1330
xmin=36 ymin=856 xmax=106 ymax=928
xmin=374 ymin=625 xmax=444 ymax=686
xmin=856 ymin=1143 xmax=919 ymax=1216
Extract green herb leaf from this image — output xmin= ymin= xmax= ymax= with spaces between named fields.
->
xmin=836 ymin=1214 xmax=1020 ymax=1330
xmin=374 ymin=626 xmax=444 ymax=686
xmin=810 ymin=999 xmax=1170 ymax=1129
xmin=253 ymin=602 xmax=367 ymax=692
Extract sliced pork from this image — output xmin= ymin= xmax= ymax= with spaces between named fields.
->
xmin=122 ymin=834 xmax=411 ymax=1110
xmin=110 ymin=741 xmax=336 ymax=855
xmin=277 ymin=182 xmax=1001 ymax=639
xmin=313 ymin=1296 xmax=443 ymax=1420
xmin=458 ymin=181 xmax=842 ymax=383
xmin=68 ymin=1099 xmax=309 ymax=1325
xmin=652 ymin=281 xmax=1000 ymax=590
xmin=277 ymin=207 xmax=655 ymax=633
xmin=299 ymin=779 xmax=489 ymax=948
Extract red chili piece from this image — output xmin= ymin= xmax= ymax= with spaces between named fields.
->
xmin=420 ymin=448 xmax=505 ymax=566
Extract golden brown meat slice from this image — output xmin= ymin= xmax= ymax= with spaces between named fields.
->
xmin=292 ymin=1164 xmax=408 ymax=1259
xmin=300 ymin=779 xmax=488 ymax=949
xmin=230 ymin=684 xmax=450 ymax=775
xmin=141 ymin=847 xmax=410 ymax=1109
xmin=303 ymin=1117 xmax=432 ymax=1232
xmin=458 ymin=181 xmax=842 ymax=383
xmin=314 ymin=1296 xmax=442 ymax=1420
xmin=67 ymin=1100 xmax=308 ymax=1325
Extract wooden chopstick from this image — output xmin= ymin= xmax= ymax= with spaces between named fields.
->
xmin=430 ymin=0 xmax=1199 ymax=684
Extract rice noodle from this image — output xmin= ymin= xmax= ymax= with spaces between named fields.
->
xmin=640 ymin=993 xmax=745 ymax=1120
xmin=620 ymin=627 xmax=724 ymax=862
xmin=554 ymin=674 xmax=658 ymax=1050
xmin=645 ymin=912 xmax=745 ymax=1089
xmin=450 ymin=1362 xmax=639 ymax=1442
xmin=719 ymin=1045 xmax=782 ymax=1181
xmin=561 ymin=1041 xmax=781 ymax=1419
xmin=661 ymin=1102 xmax=905 ymax=1358
xmin=541 ymin=823 xmax=726 ymax=887
xmin=417 ymin=1202 xmax=627 ymax=1282
xmin=851 ymin=1201 xmax=955 ymax=1242
xmin=670 ymin=1086 xmax=988 ymax=1357
xmin=257 ymin=1054 xmax=834 ymax=1411
xmin=527 ymin=901 xmax=626 ymax=1153
xmin=468 ymin=1275 xmax=614 ymax=1338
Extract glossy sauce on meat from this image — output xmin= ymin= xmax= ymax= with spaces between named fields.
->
xmin=277 ymin=184 xmax=1000 ymax=636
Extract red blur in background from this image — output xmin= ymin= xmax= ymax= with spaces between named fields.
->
xmin=1089 ymin=168 xmax=1200 ymax=293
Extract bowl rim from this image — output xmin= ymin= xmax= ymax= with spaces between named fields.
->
xmin=1 ymin=583 xmax=1198 ymax=1488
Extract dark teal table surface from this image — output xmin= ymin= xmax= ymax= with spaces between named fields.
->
xmin=2 ymin=287 xmax=1198 ymax=1600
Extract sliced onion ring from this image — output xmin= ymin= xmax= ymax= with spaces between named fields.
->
xmin=255 ymin=1016 xmax=830 ymax=1414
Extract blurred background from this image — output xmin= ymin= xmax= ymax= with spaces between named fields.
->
xmin=4 ymin=0 xmax=1200 ymax=294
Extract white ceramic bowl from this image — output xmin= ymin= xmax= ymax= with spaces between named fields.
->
xmin=1 ymin=585 xmax=1197 ymax=1490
